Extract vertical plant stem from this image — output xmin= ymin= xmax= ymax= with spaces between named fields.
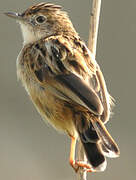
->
xmin=77 ymin=0 xmax=102 ymax=179
xmin=88 ymin=0 xmax=101 ymax=56
xmin=76 ymin=141 xmax=87 ymax=180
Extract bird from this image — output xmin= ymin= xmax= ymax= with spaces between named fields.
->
xmin=5 ymin=2 xmax=120 ymax=173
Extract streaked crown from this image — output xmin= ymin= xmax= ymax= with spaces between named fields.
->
xmin=22 ymin=2 xmax=62 ymax=16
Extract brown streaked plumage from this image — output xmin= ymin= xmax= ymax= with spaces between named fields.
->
xmin=5 ymin=2 xmax=120 ymax=173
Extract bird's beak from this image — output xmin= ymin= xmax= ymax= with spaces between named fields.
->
xmin=4 ymin=12 xmax=24 ymax=21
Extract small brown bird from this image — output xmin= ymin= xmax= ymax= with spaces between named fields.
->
xmin=5 ymin=2 xmax=120 ymax=172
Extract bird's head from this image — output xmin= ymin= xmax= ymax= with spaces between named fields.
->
xmin=5 ymin=2 xmax=77 ymax=45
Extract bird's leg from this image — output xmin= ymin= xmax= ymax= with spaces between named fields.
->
xmin=69 ymin=136 xmax=92 ymax=173
xmin=69 ymin=136 xmax=78 ymax=171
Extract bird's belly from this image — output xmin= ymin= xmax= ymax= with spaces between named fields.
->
xmin=28 ymin=83 xmax=77 ymax=137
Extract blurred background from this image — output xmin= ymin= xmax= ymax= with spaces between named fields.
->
xmin=0 ymin=0 xmax=136 ymax=179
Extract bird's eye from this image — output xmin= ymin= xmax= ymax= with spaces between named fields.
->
xmin=35 ymin=15 xmax=46 ymax=24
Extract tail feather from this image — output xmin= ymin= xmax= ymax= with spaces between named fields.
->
xmin=82 ymin=121 xmax=99 ymax=143
xmin=99 ymin=142 xmax=119 ymax=158
xmin=78 ymin=121 xmax=107 ymax=171
xmin=91 ymin=116 xmax=120 ymax=157
xmin=81 ymin=140 xmax=107 ymax=171
xmin=76 ymin=115 xmax=119 ymax=171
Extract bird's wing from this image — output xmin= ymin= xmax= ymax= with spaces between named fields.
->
xmin=30 ymin=35 xmax=112 ymax=118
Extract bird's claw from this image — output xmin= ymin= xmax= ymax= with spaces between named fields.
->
xmin=70 ymin=160 xmax=92 ymax=173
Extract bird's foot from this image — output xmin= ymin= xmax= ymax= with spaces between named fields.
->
xmin=70 ymin=160 xmax=92 ymax=173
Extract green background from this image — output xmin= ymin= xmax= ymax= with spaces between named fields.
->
xmin=1 ymin=0 xmax=135 ymax=179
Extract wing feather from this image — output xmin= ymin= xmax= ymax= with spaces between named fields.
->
xmin=55 ymin=73 xmax=103 ymax=115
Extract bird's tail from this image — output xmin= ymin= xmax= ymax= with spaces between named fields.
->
xmin=77 ymin=116 xmax=120 ymax=172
